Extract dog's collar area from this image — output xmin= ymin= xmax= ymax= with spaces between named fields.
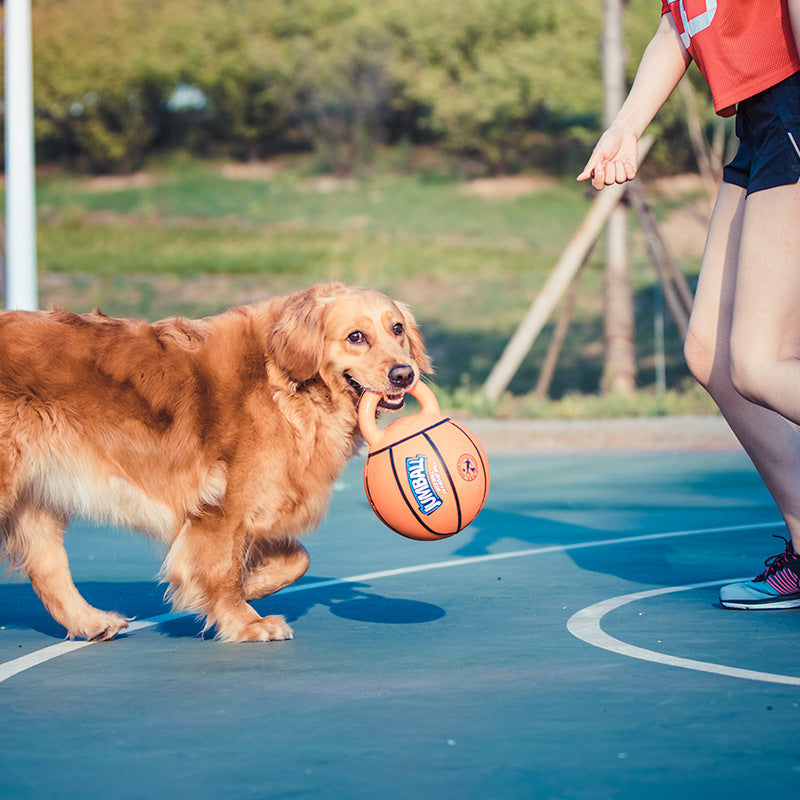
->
xmin=344 ymin=373 xmax=405 ymax=411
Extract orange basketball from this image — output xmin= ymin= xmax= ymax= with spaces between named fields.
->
xmin=358 ymin=382 xmax=490 ymax=540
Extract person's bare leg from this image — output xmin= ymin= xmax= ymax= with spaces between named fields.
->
xmin=685 ymin=181 xmax=800 ymax=551
xmin=729 ymin=181 xmax=800 ymax=422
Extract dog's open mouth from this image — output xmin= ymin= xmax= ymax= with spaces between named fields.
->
xmin=345 ymin=374 xmax=406 ymax=411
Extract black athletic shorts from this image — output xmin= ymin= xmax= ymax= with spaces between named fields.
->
xmin=722 ymin=70 xmax=800 ymax=195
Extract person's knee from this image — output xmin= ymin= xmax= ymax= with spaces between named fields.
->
xmin=684 ymin=324 xmax=744 ymax=406
xmin=729 ymin=344 xmax=768 ymax=406
xmin=684 ymin=326 xmax=716 ymax=388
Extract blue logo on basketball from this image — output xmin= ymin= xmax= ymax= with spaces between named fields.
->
xmin=406 ymin=455 xmax=443 ymax=515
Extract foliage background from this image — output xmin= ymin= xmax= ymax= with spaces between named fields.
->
xmin=4 ymin=0 xmax=716 ymax=175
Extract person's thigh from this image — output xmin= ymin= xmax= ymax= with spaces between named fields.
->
xmin=684 ymin=181 xmax=745 ymax=385
xmin=732 ymin=180 xmax=800 ymax=363
xmin=729 ymin=179 xmax=800 ymax=414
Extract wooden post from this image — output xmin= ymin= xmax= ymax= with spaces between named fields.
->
xmin=534 ymin=264 xmax=586 ymax=400
xmin=627 ymin=180 xmax=694 ymax=333
xmin=483 ymin=138 xmax=653 ymax=402
xmin=601 ymin=0 xmax=635 ymax=396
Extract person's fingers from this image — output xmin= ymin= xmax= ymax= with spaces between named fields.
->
xmin=579 ymin=148 xmax=636 ymax=189
xmin=591 ymin=162 xmax=607 ymax=190
xmin=577 ymin=148 xmax=604 ymax=182
xmin=614 ymin=160 xmax=630 ymax=184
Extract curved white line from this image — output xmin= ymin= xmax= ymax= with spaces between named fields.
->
xmin=567 ymin=581 xmax=800 ymax=686
xmin=0 ymin=520 xmax=784 ymax=684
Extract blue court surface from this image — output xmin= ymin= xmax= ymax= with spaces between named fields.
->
xmin=2 ymin=419 xmax=799 ymax=800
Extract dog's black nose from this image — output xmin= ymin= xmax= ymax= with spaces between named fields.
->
xmin=388 ymin=364 xmax=415 ymax=388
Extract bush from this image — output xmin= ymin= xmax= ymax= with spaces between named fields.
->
xmin=4 ymin=0 xmax=710 ymax=173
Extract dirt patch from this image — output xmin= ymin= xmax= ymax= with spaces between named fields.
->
xmin=649 ymin=173 xmax=709 ymax=197
xmin=638 ymin=173 xmax=715 ymax=261
xmin=87 ymin=173 xmax=163 ymax=192
xmin=654 ymin=201 xmax=710 ymax=260
xmin=464 ymin=415 xmax=739 ymax=454
xmin=298 ymin=175 xmax=358 ymax=194
xmin=464 ymin=174 xmax=558 ymax=200
xmin=220 ymin=161 xmax=285 ymax=182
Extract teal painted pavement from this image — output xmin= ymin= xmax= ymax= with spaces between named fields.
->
xmin=2 ymin=449 xmax=799 ymax=800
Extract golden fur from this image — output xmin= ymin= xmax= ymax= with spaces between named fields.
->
xmin=0 ymin=284 xmax=430 ymax=642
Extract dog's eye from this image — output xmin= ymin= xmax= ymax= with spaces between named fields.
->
xmin=347 ymin=331 xmax=367 ymax=344
xmin=392 ymin=323 xmax=404 ymax=336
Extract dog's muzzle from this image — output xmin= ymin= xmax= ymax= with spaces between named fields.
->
xmin=345 ymin=366 xmax=415 ymax=411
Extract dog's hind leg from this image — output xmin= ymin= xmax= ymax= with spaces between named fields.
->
xmin=243 ymin=538 xmax=310 ymax=601
xmin=162 ymin=514 xmax=295 ymax=643
xmin=15 ymin=505 xmax=129 ymax=641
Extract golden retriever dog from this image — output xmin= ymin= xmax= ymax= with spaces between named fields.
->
xmin=0 ymin=284 xmax=431 ymax=642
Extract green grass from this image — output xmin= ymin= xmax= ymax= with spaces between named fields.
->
xmin=37 ymin=162 xmax=582 ymax=255
xmin=31 ymin=156 xmax=716 ymax=418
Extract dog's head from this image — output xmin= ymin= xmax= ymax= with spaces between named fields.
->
xmin=270 ymin=284 xmax=432 ymax=411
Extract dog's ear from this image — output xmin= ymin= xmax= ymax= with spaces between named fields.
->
xmin=398 ymin=302 xmax=433 ymax=375
xmin=269 ymin=285 xmax=340 ymax=382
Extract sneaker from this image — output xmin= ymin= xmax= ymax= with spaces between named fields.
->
xmin=720 ymin=536 xmax=800 ymax=609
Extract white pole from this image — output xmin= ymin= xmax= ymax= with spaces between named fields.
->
xmin=4 ymin=0 xmax=38 ymax=311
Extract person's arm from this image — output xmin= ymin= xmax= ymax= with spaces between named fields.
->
xmin=578 ymin=12 xmax=692 ymax=190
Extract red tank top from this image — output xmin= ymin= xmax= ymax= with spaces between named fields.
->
xmin=661 ymin=0 xmax=800 ymax=115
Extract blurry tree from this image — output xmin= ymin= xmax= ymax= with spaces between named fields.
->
xmin=389 ymin=0 xmax=607 ymax=171
xmin=269 ymin=0 xmax=402 ymax=174
xmin=32 ymin=0 xmax=179 ymax=171
xmin=0 ymin=0 xmax=711 ymax=174
xmin=29 ymin=0 xmax=294 ymax=170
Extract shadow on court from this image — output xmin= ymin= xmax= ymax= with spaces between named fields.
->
xmin=0 ymin=578 xmax=447 ymax=641
xmin=455 ymin=506 xmax=731 ymax=588
xmin=264 ymin=582 xmax=446 ymax=625
xmin=0 ymin=581 xmax=167 ymax=638
xmin=451 ymin=451 xmax=779 ymax=590
xmin=161 ymin=580 xmax=447 ymax=638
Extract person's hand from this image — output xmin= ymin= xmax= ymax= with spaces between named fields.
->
xmin=577 ymin=126 xmax=639 ymax=190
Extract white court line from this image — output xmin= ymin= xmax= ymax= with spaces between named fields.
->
xmin=567 ymin=581 xmax=800 ymax=686
xmin=0 ymin=612 xmax=187 ymax=685
xmin=0 ymin=520 xmax=783 ymax=685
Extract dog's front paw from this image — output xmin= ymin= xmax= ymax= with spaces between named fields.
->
xmin=69 ymin=611 xmax=130 ymax=642
xmin=241 ymin=614 xmax=294 ymax=642
xmin=214 ymin=612 xmax=294 ymax=643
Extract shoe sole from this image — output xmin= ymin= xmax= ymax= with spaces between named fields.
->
xmin=721 ymin=597 xmax=800 ymax=610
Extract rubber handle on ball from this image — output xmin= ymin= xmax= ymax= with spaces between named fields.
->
xmin=408 ymin=380 xmax=440 ymax=414
xmin=357 ymin=391 xmax=382 ymax=448
xmin=357 ymin=381 xmax=441 ymax=449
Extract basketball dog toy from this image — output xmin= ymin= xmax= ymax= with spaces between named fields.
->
xmin=358 ymin=381 xmax=490 ymax=540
